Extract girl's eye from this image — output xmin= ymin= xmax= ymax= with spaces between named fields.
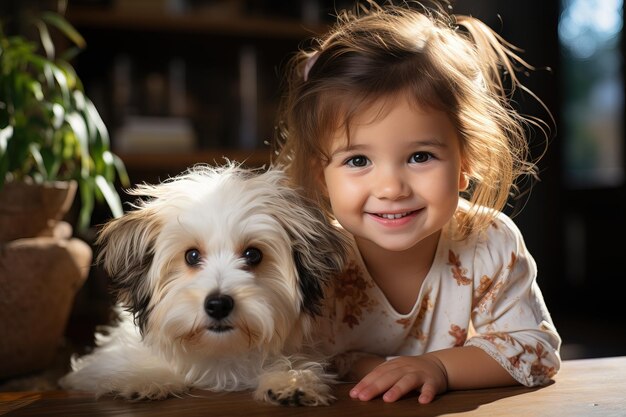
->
xmin=242 ymin=247 xmax=263 ymax=267
xmin=410 ymin=152 xmax=432 ymax=164
xmin=345 ymin=155 xmax=369 ymax=167
xmin=185 ymin=249 xmax=201 ymax=266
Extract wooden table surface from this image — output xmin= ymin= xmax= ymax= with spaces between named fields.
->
xmin=1 ymin=356 xmax=624 ymax=416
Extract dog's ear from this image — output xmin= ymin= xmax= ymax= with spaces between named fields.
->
xmin=96 ymin=208 xmax=160 ymax=334
xmin=269 ymin=182 xmax=351 ymax=316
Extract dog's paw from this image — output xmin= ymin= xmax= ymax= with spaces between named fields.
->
xmin=255 ymin=369 xmax=335 ymax=406
xmin=264 ymin=387 xmax=333 ymax=406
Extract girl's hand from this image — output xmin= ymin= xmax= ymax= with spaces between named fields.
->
xmin=349 ymin=354 xmax=449 ymax=403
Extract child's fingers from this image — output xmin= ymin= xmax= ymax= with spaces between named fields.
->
xmin=356 ymin=372 xmax=434 ymax=403
xmin=382 ymin=374 xmax=442 ymax=403
xmin=349 ymin=362 xmax=388 ymax=397
xmin=350 ymin=364 xmax=403 ymax=400
xmin=350 ymin=379 xmax=390 ymax=401
xmin=417 ymin=381 xmax=438 ymax=404
xmin=349 ymin=357 xmax=446 ymax=402
xmin=352 ymin=366 xmax=421 ymax=402
xmin=382 ymin=374 xmax=421 ymax=402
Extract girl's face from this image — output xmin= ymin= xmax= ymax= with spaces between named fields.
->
xmin=321 ymin=94 xmax=468 ymax=252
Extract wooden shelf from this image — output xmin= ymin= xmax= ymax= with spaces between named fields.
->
xmin=117 ymin=149 xmax=271 ymax=172
xmin=66 ymin=7 xmax=326 ymax=39
xmin=62 ymin=5 xmax=311 ymax=186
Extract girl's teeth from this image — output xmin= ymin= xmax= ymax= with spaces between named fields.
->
xmin=380 ymin=212 xmax=409 ymax=219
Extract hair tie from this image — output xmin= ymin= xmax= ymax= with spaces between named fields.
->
xmin=303 ymin=52 xmax=320 ymax=82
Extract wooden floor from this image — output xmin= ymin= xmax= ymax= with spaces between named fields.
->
xmin=2 ymin=309 xmax=625 ymax=416
xmin=1 ymin=356 xmax=625 ymax=417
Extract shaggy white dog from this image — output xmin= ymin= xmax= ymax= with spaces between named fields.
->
xmin=60 ymin=164 xmax=349 ymax=406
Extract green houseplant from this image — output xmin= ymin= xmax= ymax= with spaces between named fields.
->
xmin=0 ymin=9 xmax=128 ymax=232
xmin=0 ymin=8 xmax=129 ymax=379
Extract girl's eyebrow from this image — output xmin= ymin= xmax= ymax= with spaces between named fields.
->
xmin=329 ymin=143 xmax=365 ymax=155
xmin=332 ymin=137 xmax=447 ymax=154
xmin=410 ymin=138 xmax=447 ymax=148
xmin=328 ymin=143 xmax=373 ymax=159
xmin=333 ymin=137 xmax=448 ymax=153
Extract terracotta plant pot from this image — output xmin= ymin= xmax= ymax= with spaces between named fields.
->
xmin=0 ymin=181 xmax=77 ymax=242
xmin=0 ymin=181 xmax=92 ymax=379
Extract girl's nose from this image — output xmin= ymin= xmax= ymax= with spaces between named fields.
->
xmin=373 ymin=168 xmax=411 ymax=200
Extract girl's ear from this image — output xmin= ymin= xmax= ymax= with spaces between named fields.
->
xmin=459 ymin=171 xmax=470 ymax=191
xmin=458 ymin=158 xmax=470 ymax=191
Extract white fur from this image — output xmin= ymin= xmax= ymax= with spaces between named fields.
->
xmin=59 ymin=164 xmax=349 ymax=406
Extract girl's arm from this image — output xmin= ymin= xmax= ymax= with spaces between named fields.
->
xmin=348 ymin=346 xmax=516 ymax=403
xmin=429 ymin=346 xmax=517 ymax=390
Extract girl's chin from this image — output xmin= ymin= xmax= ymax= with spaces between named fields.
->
xmin=355 ymin=235 xmax=423 ymax=253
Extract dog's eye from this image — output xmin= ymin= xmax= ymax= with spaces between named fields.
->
xmin=185 ymin=249 xmax=202 ymax=266
xmin=242 ymin=247 xmax=262 ymax=267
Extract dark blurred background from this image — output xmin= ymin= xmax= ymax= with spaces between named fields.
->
xmin=1 ymin=0 xmax=625 ymax=362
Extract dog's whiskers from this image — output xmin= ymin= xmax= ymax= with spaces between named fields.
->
xmin=238 ymin=318 xmax=260 ymax=348
xmin=177 ymin=320 xmax=206 ymax=346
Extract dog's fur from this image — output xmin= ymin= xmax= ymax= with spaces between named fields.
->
xmin=59 ymin=164 xmax=349 ymax=406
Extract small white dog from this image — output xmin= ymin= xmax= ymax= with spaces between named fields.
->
xmin=60 ymin=164 xmax=349 ymax=406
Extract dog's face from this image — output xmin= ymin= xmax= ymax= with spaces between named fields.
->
xmin=96 ymin=165 xmax=349 ymax=359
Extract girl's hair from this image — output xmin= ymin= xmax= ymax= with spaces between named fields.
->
xmin=272 ymin=0 xmax=550 ymax=238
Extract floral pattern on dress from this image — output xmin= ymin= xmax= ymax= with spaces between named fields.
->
xmin=475 ymin=281 xmax=504 ymax=315
xmin=507 ymin=252 xmax=517 ymax=270
xmin=334 ymin=261 xmax=376 ymax=328
xmin=475 ymin=251 xmax=517 ymax=314
xmin=474 ymin=275 xmax=493 ymax=300
xmin=476 ymin=333 xmax=557 ymax=383
xmin=483 ymin=332 xmax=516 ymax=350
xmin=449 ymin=324 xmax=467 ymax=347
xmin=527 ymin=343 xmax=558 ymax=379
xmin=448 ymin=250 xmax=472 ymax=286
xmin=397 ymin=293 xmax=432 ymax=341
xmin=506 ymin=342 xmax=558 ymax=383
xmin=396 ymin=317 xmax=411 ymax=329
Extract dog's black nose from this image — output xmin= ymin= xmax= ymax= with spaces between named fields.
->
xmin=204 ymin=294 xmax=234 ymax=319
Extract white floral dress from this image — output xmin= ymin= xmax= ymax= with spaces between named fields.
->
xmin=315 ymin=201 xmax=562 ymax=387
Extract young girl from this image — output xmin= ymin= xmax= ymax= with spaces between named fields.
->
xmin=272 ymin=1 xmax=561 ymax=404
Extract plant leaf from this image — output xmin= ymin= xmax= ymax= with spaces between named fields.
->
xmin=48 ymin=62 xmax=70 ymax=104
xmin=40 ymin=11 xmax=86 ymax=49
xmin=0 ymin=125 xmax=13 ymax=155
xmin=0 ymin=126 xmax=13 ymax=188
xmin=77 ymin=177 xmax=94 ymax=231
xmin=34 ymin=19 xmax=55 ymax=59
xmin=85 ymin=97 xmax=110 ymax=147
xmin=65 ymin=111 xmax=90 ymax=177
xmin=27 ymin=143 xmax=48 ymax=180
xmin=111 ymin=152 xmax=130 ymax=187
xmin=95 ymin=174 xmax=123 ymax=218
xmin=51 ymin=103 xmax=65 ymax=129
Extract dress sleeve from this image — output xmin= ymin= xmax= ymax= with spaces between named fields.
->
xmin=464 ymin=214 xmax=562 ymax=387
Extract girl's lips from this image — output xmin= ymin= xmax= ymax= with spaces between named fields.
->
xmin=366 ymin=209 xmax=420 ymax=226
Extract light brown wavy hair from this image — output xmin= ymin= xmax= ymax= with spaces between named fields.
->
xmin=271 ymin=0 xmax=551 ymax=238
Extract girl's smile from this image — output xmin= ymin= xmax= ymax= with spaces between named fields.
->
xmin=366 ymin=209 xmax=420 ymax=226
